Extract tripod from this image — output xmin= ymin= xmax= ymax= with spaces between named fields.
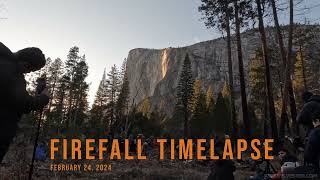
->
xmin=28 ymin=77 xmax=46 ymax=180
xmin=28 ymin=109 xmax=43 ymax=180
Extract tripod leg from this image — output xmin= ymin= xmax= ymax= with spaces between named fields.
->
xmin=28 ymin=111 xmax=43 ymax=180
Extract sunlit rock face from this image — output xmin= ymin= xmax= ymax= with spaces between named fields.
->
xmin=126 ymin=27 xmax=320 ymax=117
xmin=126 ymin=30 xmax=261 ymax=117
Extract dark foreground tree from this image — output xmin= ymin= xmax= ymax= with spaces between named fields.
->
xmin=279 ymin=0 xmax=296 ymax=139
xmin=255 ymin=0 xmax=278 ymax=144
xmin=199 ymin=0 xmax=238 ymax=139
xmin=233 ymin=0 xmax=252 ymax=139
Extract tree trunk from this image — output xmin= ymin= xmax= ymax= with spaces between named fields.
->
xmin=256 ymin=0 xmax=278 ymax=145
xmin=264 ymin=90 xmax=269 ymax=139
xmin=225 ymin=4 xmax=238 ymax=140
xmin=234 ymin=0 xmax=251 ymax=139
xmin=270 ymin=0 xmax=298 ymax=138
xmin=279 ymin=0 xmax=295 ymax=139
xmin=184 ymin=108 xmax=189 ymax=137
xmin=288 ymin=82 xmax=298 ymax=135
xmin=67 ymin=89 xmax=73 ymax=130
xmin=299 ymin=45 xmax=308 ymax=90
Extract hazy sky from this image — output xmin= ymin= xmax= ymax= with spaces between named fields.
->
xmin=0 ymin=0 xmax=319 ymax=105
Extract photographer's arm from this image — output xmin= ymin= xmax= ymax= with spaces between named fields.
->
xmin=22 ymin=93 xmax=49 ymax=113
xmin=11 ymin=77 xmax=49 ymax=114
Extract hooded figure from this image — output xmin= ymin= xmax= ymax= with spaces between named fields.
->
xmin=0 ymin=42 xmax=49 ymax=162
xmin=296 ymin=91 xmax=320 ymax=174
xmin=297 ymin=92 xmax=320 ymax=130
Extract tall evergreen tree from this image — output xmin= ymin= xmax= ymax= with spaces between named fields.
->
xmin=71 ymin=55 xmax=89 ymax=133
xmin=293 ymin=53 xmax=305 ymax=110
xmin=206 ymin=86 xmax=215 ymax=112
xmin=115 ymin=61 xmax=130 ymax=134
xmin=175 ymin=54 xmax=194 ymax=137
xmin=43 ymin=58 xmax=63 ymax=133
xmin=293 ymin=24 xmax=319 ymax=93
xmin=105 ymin=65 xmax=121 ymax=130
xmin=90 ymin=69 xmax=109 ymax=136
xmin=138 ymin=97 xmax=151 ymax=117
xmin=190 ymin=80 xmax=206 ymax=123
xmin=190 ymin=80 xmax=207 ymax=137
xmin=93 ymin=69 xmax=108 ymax=108
xmin=64 ymin=47 xmax=80 ymax=130
xmin=213 ymin=92 xmax=232 ymax=135
xmin=249 ymin=50 xmax=266 ymax=117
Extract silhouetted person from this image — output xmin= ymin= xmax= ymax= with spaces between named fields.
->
xmin=0 ymin=42 xmax=49 ymax=162
xmin=304 ymin=117 xmax=320 ymax=170
xmin=207 ymin=160 xmax=235 ymax=180
xmin=295 ymin=91 xmax=320 ymax=176
xmin=297 ymin=91 xmax=320 ymax=131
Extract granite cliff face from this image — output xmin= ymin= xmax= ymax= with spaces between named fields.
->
xmin=125 ymin=28 xmax=319 ymax=117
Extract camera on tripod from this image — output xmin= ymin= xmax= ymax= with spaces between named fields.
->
xmin=36 ymin=76 xmax=46 ymax=95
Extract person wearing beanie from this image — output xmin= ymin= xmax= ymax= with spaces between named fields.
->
xmin=0 ymin=43 xmax=50 ymax=162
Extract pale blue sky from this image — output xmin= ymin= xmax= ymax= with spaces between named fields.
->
xmin=0 ymin=0 xmax=319 ymax=105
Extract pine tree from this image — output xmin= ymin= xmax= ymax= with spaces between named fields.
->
xmin=115 ymin=61 xmax=130 ymax=134
xmin=189 ymin=80 xmax=207 ymax=137
xmin=43 ymin=58 xmax=63 ymax=133
xmin=105 ymin=65 xmax=121 ymax=130
xmin=191 ymin=80 xmax=203 ymax=113
xmin=71 ymin=55 xmax=89 ymax=134
xmin=119 ymin=58 xmax=127 ymax=82
xmin=249 ymin=50 xmax=266 ymax=117
xmin=292 ymin=24 xmax=320 ymax=109
xmin=213 ymin=92 xmax=232 ymax=135
xmin=50 ymin=75 xmax=69 ymax=133
xmin=175 ymin=53 xmax=194 ymax=137
xmin=293 ymin=25 xmax=320 ymax=96
xmin=47 ymin=58 xmax=63 ymax=110
xmin=190 ymin=80 xmax=206 ymax=121
xmin=58 ymin=47 xmax=90 ymax=136
xmin=138 ymin=96 xmax=151 ymax=117
xmin=90 ymin=68 xmax=110 ymax=136
xmin=206 ymin=86 xmax=215 ymax=112
xmin=222 ymin=81 xmax=231 ymax=100
xmin=293 ymin=53 xmax=305 ymax=110
xmin=64 ymin=47 xmax=80 ymax=130
xmin=93 ymin=69 xmax=108 ymax=108
xmin=116 ymin=59 xmax=129 ymax=115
